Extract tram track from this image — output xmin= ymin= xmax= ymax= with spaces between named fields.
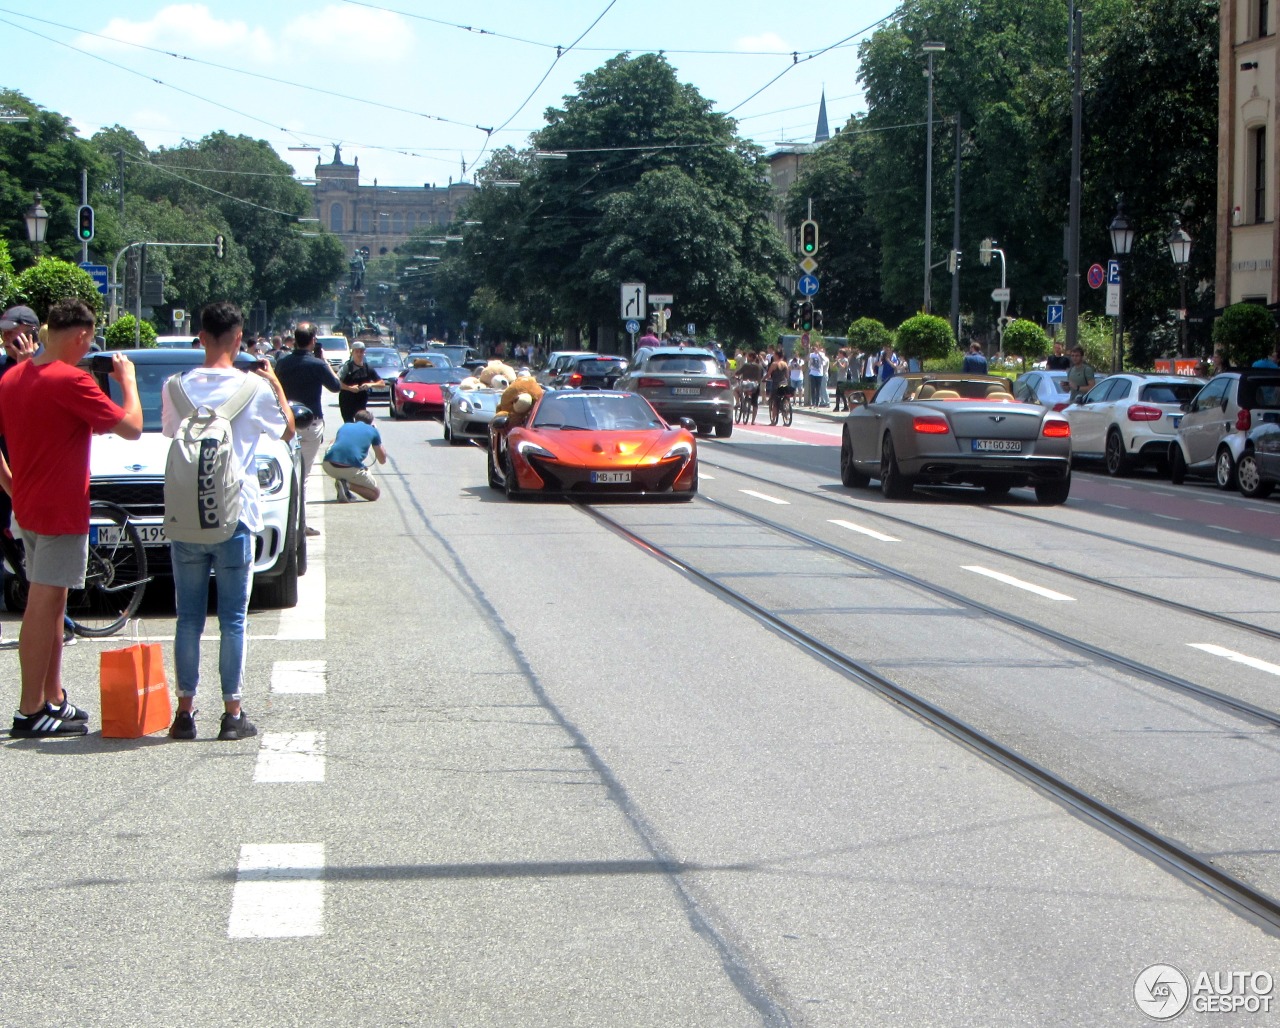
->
xmin=701 ymin=455 xmax=1280 ymax=645
xmin=576 ymin=501 xmax=1280 ymax=935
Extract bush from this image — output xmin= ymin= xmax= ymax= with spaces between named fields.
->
xmin=1002 ymin=320 xmax=1050 ymax=368
xmin=15 ymin=257 xmax=104 ymax=320
xmin=1212 ymin=302 xmax=1275 ymax=365
xmin=104 ymin=315 xmax=157 ymax=349
xmin=895 ymin=313 xmax=953 ymax=362
xmin=846 ymin=316 xmax=892 ymax=355
xmin=1076 ymin=315 xmax=1116 ymax=373
xmin=0 ymin=241 xmax=15 ymax=311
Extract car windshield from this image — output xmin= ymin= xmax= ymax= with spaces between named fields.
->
xmin=643 ymin=355 xmax=717 ymax=375
xmin=317 ymin=337 xmax=347 ymax=352
xmin=532 ymin=393 xmax=663 ymax=431
xmin=1242 ymin=379 xmax=1280 ymax=408
xmin=364 ymin=352 xmax=402 ymax=370
xmin=93 ymin=354 xmax=259 ymax=431
xmin=429 ymin=347 xmax=472 ymax=363
xmin=407 ymin=354 xmax=451 ymax=367
xmin=1140 ymin=382 xmax=1202 ymax=404
xmin=572 ymin=358 xmax=626 ymax=373
xmin=402 ymin=367 xmax=465 ymax=385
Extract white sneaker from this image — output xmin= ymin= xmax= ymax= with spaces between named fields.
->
xmin=334 ymin=479 xmax=349 ymax=503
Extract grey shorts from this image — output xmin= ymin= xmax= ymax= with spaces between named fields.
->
xmin=16 ymin=527 xmax=88 ymax=589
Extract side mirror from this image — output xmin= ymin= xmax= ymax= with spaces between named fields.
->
xmin=677 ymin=417 xmax=697 ymax=432
xmin=289 ymin=402 xmax=317 ymax=429
xmin=1180 ymin=401 xmax=1190 ymax=413
xmin=491 ymin=414 xmax=510 ymax=431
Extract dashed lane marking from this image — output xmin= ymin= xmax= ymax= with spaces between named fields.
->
xmin=1104 ymin=504 xmax=1128 ymax=510
xmin=699 ymin=474 xmax=715 ymax=480
xmin=961 ymin=566 xmax=1075 ymax=602
xmin=272 ymin=660 xmax=327 ymax=694
xmin=739 ymin=489 xmax=789 ymax=505
xmin=1207 ymin=524 xmax=1242 ymax=534
xmin=1152 ymin=514 xmax=1181 ymax=521
xmin=1198 ymin=499 xmax=1224 ymax=506
xmin=254 ymin=732 xmax=326 ymax=783
xmin=828 ymin=519 xmax=900 ymax=543
xmin=276 ymin=496 xmax=325 ymax=640
xmin=1189 ymin=644 xmax=1280 ymax=677
xmin=228 ymin=843 xmax=324 ymax=938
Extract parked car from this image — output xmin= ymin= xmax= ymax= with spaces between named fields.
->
xmin=556 ymin=354 xmax=628 ymax=389
xmin=443 ymin=386 xmax=503 ymax=445
xmin=1235 ymin=418 xmax=1280 ymax=498
xmin=83 ymin=349 xmax=307 ymax=608
xmin=404 ymin=351 xmax=452 ymax=368
xmin=152 ymin=335 xmax=200 ymax=348
xmin=839 ymin=374 xmax=1072 ymax=503
xmin=426 ymin=343 xmax=478 ymax=367
xmin=487 ymin=390 xmax=698 ymax=499
xmin=614 ymin=347 xmax=734 ymax=437
xmin=317 ymin=335 xmax=350 ymax=374
xmin=1170 ymin=369 xmax=1280 ymax=488
xmin=389 ymin=365 xmax=468 ymax=419
xmin=1011 ymin=370 xmax=1073 ymax=412
xmin=1066 ymin=373 xmax=1205 ymax=476
xmin=536 ymin=350 xmax=594 ymax=387
xmin=361 ymin=347 xmax=405 ymax=403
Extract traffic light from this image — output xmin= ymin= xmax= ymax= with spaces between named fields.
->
xmin=800 ymin=220 xmax=819 ymax=256
xmin=77 ymin=204 xmax=94 ymax=242
xmin=815 ymin=309 xmax=824 ymax=331
xmin=214 ymin=233 xmax=225 ymax=259
xmin=947 ymin=249 xmax=960 ymax=274
xmin=800 ymin=302 xmax=814 ymax=332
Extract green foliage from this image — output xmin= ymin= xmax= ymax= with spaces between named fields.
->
xmin=1212 ymin=303 xmax=1275 ymax=365
xmin=1002 ymin=319 xmax=1050 ymax=366
xmin=846 ymin=316 xmax=893 ymax=354
xmin=0 ymin=240 xmax=15 ymax=309
xmin=15 ymin=257 xmax=103 ymax=320
xmin=104 ymin=314 xmax=157 ymax=348
xmin=923 ymin=350 xmax=970 ymax=372
xmin=895 ymin=313 xmax=953 ymax=360
xmin=1076 ymin=314 xmax=1116 ymax=372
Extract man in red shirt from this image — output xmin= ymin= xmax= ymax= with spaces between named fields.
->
xmin=0 ymin=299 xmax=142 ymax=737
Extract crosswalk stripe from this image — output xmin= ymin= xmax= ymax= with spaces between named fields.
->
xmin=271 ymin=660 xmax=327 ymax=694
xmin=254 ymin=732 xmax=326 ymax=783
xmin=228 ymin=844 xmax=325 ymax=938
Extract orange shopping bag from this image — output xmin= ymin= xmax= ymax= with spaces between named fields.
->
xmin=99 ymin=640 xmax=172 ymax=738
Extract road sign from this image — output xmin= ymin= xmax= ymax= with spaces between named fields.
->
xmin=79 ymin=262 xmax=108 ymax=296
xmin=625 ymin=319 xmax=639 ymax=335
xmin=1046 ymin=304 xmax=1064 ymax=325
xmin=649 ymin=293 xmax=673 ymax=305
xmin=1087 ymin=264 xmax=1105 ymax=289
xmin=1106 ymin=284 xmax=1120 ymax=317
xmin=686 ymin=323 xmax=696 ymax=336
xmin=797 ymin=274 xmax=820 ymax=297
xmin=798 ymin=256 xmax=818 ymax=275
xmin=1107 ymin=259 xmax=1121 ymax=285
xmin=621 ymin=282 xmax=646 ymax=320
xmin=141 ymin=273 xmax=164 ymax=307
xmin=172 ymin=308 xmax=186 ymax=326
xmin=991 ymin=287 xmax=1011 ymax=302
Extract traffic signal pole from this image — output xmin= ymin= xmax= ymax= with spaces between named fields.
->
xmin=1064 ymin=3 xmax=1083 ymax=351
xmin=80 ymin=168 xmax=88 ymax=265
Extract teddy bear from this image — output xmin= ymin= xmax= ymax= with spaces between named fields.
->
xmin=497 ymin=375 xmax=544 ymax=425
xmin=477 ymin=361 xmax=516 ymax=390
xmin=456 ymin=376 xmax=482 ymax=391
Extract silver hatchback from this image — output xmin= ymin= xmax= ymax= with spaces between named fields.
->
xmin=614 ymin=348 xmax=734 ymax=437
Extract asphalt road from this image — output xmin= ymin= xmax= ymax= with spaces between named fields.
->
xmin=1 ymin=399 xmax=1278 ymax=1027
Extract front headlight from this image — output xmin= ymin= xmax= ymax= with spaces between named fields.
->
xmin=400 ymin=388 xmax=416 ymax=399
xmin=257 ymin=456 xmax=285 ymax=495
xmin=457 ymin=399 xmax=474 ymax=414
xmin=662 ymin=442 xmax=693 ymax=460
xmin=516 ymin=439 xmax=557 ymax=459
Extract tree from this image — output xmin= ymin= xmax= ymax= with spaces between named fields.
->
xmin=1002 ymin=319 xmax=1050 ymax=367
xmin=847 ymin=316 xmax=893 ymax=355
xmin=895 ymin=313 xmax=954 ymax=361
xmin=15 ymin=257 xmax=103 ymax=319
xmin=0 ymin=240 xmax=15 ymax=310
xmin=1212 ymin=303 xmax=1275 ymax=366
xmin=104 ymin=314 xmax=156 ymax=349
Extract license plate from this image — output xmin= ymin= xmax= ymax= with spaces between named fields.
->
xmin=591 ymin=471 xmax=632 ymax=484
xmin=673 ymin=387 xmax=700 ymax=396
xmin=1169 ymin=415 xmax=1182 ymax=428
xmin=972 ymin=439 xmax=1022 ymax=453
xmin=91 ymin=523 xmax=166 ymax=546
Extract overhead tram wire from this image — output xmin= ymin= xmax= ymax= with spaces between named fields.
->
xmin=127 ymin=159 xmax=307 ymax=219
xmin=0 ymin=6 xmax=492 ymax=136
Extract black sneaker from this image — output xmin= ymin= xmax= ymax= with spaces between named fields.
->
xmin=53 ymin=692 xmax=90 ymax=723
xmin=218 ymin=710 xmax=257 ymax=740
xmin=169 ymin=709 xmax=197 ymax=741
xmin=11 ymin=704 xmax=88 ymax=738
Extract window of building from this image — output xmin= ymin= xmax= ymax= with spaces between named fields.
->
xmin=1261 ymin=0 xmax=1271 ymax=37
xmin=1253 ymin=126 xmax=1268 ymax=223
xmin=404 ymin=212 xmax=415 ymax=231
xmin=392 ymin=212 xmax=404 ymax=234
xmin=329 ymin=202 xmax=344 ymax=233
xmin=358 ymin=209 xmax=372 ymax=233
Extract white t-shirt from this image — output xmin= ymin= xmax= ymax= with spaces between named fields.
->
xmin=161 ymin=367 xmax=288 ymax=533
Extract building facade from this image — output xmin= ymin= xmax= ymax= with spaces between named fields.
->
xmin=1218 ymin=0 xmax=1279 ymax=306
xmin=310 ymin=146 xmax=476 ymax=257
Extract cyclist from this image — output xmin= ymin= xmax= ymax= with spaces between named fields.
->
xmin=766 ymin=350 xmax=792 ymax=423
xmin=735 ymin=352 xmax=763 ymax=424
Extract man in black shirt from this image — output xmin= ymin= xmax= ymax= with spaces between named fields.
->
xmin=274 ymin=323 xmax=341 ymax=534
xmin=1045 ymin=339 xmax=1070 ymax=370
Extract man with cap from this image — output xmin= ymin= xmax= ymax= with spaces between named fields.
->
xmin=337 ymin=341 xmax=384 ymax=424
xmin=274 ymin=323 xmax=342 ymax=536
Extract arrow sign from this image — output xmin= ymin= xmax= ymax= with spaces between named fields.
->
xmin=797 ymin=273 xmax=820 ymax=297
xmin=1046 ymin=304 xmax=1064 ymax=325
xmin=621 ymin=281 xmax=646 ymax=320
xmin=991 ymin=287 xmax=1011 ymax=302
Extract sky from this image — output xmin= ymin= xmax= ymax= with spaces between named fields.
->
xmin=0 ymin=1 xmax=902 ymax=187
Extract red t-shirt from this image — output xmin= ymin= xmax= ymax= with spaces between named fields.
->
xmin=0 ymin=359 xmax=126 ymax=535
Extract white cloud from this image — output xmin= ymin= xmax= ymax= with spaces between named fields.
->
xmin=83 ymin=5 xmax=275 ymax=63
xmin=282 ymin=5 xmax=413 ymax=63
xmin=736 ymin=32 xmax=790 ymax=53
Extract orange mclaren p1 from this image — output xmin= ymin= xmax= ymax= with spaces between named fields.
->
xmin=487 ymin=390 xmax=698 ymax=500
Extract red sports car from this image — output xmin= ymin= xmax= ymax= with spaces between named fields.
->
xmin=389 ymin=366 xmax=467 ymax=420
xmin=487 ymin=390 xmax=698 ymax=499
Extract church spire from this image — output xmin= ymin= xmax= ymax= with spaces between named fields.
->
xmin=814 ymin=90 xmax=830 ymax=144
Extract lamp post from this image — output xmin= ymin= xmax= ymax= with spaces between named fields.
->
xmin=922 ymin=41 xmax=945 ymax=313
xmin=1167 ymin=217 xmax=1192 ymax=358
xmin=24 ymin=191 xmax=49 ymax=256
xmin=1108 ymin=199 xmax=1135 ymax=372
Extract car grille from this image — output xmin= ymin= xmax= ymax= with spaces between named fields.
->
xmin=91 ymin=478 xmax=165 ymax=519
xmin=527 ymin=456 xmax=685 ymax=493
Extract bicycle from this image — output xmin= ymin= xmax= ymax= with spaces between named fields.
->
xmin=734 ymin=381 xmax=759 ymax=424
xmin=1 ymin=499 xmax=151 ymax=637
xmin=768 ymin=384 xmax=794 ymax=427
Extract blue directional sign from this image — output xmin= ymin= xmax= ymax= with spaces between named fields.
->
xmin=625 ymin=319 xmax=639 ymax=335
xmin=1046 ymin=304 xmax=1064 ymax=325
xmin=797 ymin=273 xmax=820 ymax=297
xmin=79 ymin=262 xmax=109 ymax=296
xmin=1107 ymin=259 xmax=1121 ymax=285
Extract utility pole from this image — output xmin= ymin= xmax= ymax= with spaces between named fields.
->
xmin=922 ymin=43 xmax=945 ymax=312
xmin=118 ymin=149 xmax=126 ymax=220
xmin=949 ymin=113 xmax=962 ymax=343
xmin=1064 ymin=3 xmax=1083 ymax=350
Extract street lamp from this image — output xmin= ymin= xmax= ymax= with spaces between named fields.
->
xmin=24 ymin=191 xmax=49 ymax=255
xmin=922 ymin=41 xmax=946 ymax=313
xmin=1108 ymin=199 xmax=1134 ymax=372
xmin=1167 ymin=217 xmax=1192 ymax=358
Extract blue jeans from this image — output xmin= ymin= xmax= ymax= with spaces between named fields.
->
xmin=171 ymin=523 xmax=254 ymax=702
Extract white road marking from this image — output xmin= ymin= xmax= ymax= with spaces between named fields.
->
xmin=961 ymin=566 xmax=1075 ymax=602
xmin=275 ymin=498 xmax=325 ymax=640
xmin=228 ymin=843 xmax=325 ymax=938
xmin=1189 ymin=644 xmax=1280 ymax=677
xmin=1104 ymin=503 xmax=1128 ymax=510
xmin=255 ymin=732 xmax=326 ymax=783
xmin=828 ymin=519 xmax=900 ymax=543
xmin=739 ymin=489 xmax=789 ymax=505
xmin=272 ymin=660 xmax=327 ymax=694
xmin=1198 ymin=499 xmax=1224 ymax=506
xmin=699 ymin=474 xmax=715 ymax=480
xmin=1152 ymin=514 xmax=1181 ymax=521
xmin=1207 ymin=524 xmax=1242 ymax=534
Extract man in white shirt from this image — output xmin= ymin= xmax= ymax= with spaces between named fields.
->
xmin=161 ymin=301 xmax=294 ymax=742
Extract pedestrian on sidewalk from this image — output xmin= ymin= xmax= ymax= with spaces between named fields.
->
xmin=274 ymin=323 xmax=341 ymax=537
xmin=162 ymin=301 xmax=294 ymax=742
xmin=337 ymin=341 xmax=383 ymax=424
xmin=789 ymin=352 xmax=805 ymax=406
xmin=322 ymin=410 xmax=387 ymax=502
